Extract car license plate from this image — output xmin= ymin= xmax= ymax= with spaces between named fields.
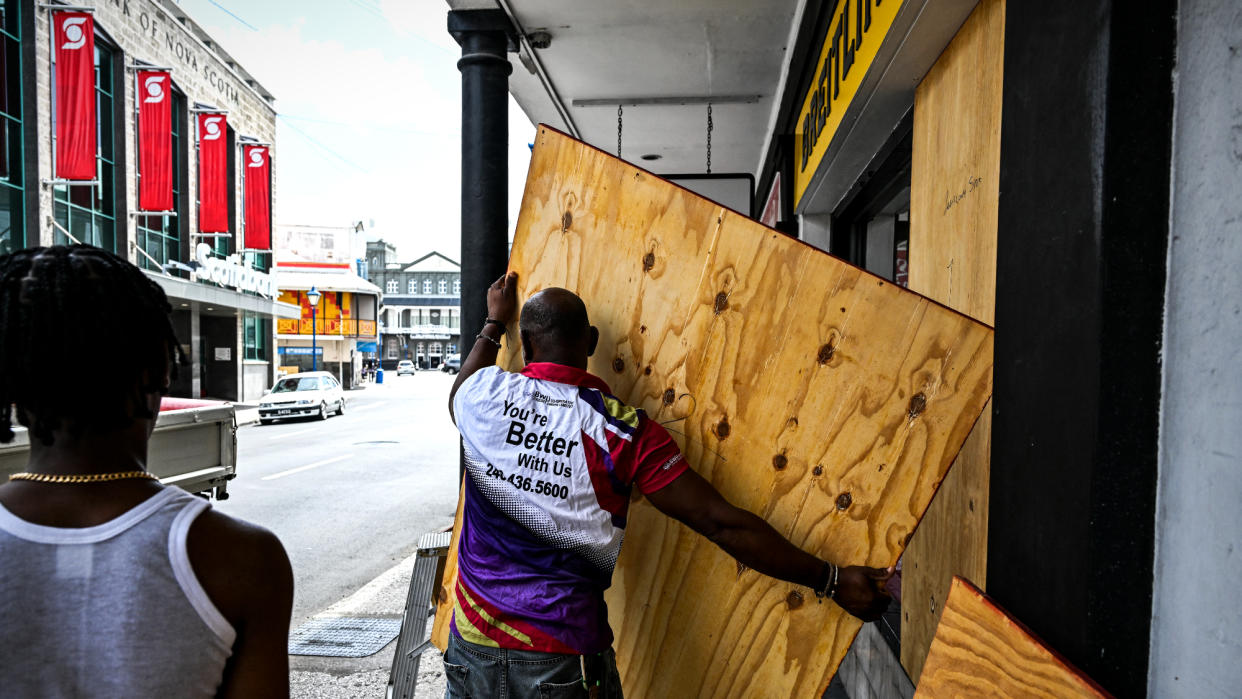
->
xmin=278 ymin=409 xmax=292 ymax=415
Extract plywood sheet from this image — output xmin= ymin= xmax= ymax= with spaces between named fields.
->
xmin=914 ymin=577 xmax=1110 ymax=698
xmin=904 ymin=0 xmax=1005 ymax=681
xmin=434 ymin=126 xmax=994 ymax=697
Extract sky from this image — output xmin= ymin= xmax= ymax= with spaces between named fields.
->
xmin=174 ymin=0 xmax=535 ymax=263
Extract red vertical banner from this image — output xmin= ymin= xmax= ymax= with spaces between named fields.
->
xmin=137 ymin=70 xmax=172 ymax=211
xmin=53 ymin=11 xmax=96 ymax=181
xmin=243 ymin=144 xmax=271 ymax=250
xmin=197 ymin=113 xmax=228 ymax=233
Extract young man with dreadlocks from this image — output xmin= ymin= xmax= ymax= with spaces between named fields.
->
xmin=0 ymin=245 xmax=294 ymax=698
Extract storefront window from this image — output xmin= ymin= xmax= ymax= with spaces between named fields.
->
xmin=0 ymin=0 xmax=25 ymax=255
xmin=243 ymin=312 xmax=270 ymax=361
xmin=53 ymin=40 xmax=118 ymax=251
xmin=136 ymin=90 xmax=183 ymax=271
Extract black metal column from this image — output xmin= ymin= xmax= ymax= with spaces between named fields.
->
xmin=449 ymin=10 xmax=515 ymax=480
xmin=449 ymin=10 xmax=515 ymax=348
xmin=988 ymin=1 xmax=1175 ymax=696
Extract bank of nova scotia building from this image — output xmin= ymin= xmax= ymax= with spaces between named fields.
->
xmin=1 ymin=0 xmax=296 ymax=402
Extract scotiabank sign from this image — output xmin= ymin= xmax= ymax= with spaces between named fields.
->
xmin=194 ymin=243 xmax=277 ymax=297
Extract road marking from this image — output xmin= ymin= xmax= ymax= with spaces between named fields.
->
xmin=267 ymin=428 xmax=314 ymax=441
xmin=348 ymin=400 xmax=388 ymax=412
xmin=262 ymin=454 xmax=353 ymax=481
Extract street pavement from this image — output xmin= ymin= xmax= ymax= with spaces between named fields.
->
xmin=216 ymin=370 xmax=460 ymax=698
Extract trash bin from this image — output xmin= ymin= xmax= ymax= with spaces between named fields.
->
xmin=376 ymin=368 xmax=384 ymax=384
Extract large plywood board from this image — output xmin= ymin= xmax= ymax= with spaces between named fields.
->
xmin=904 ymin=0 xmax=1005 ymax=682
xmin=434 ymin=126 xmax=994 ymax=697
xmin=914 ymin=577 xmax=1110 ymax=698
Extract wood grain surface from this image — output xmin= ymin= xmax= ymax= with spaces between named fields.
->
xmin=914 ymin=577 xmax=1110 ymax=698
xmin=903 ymin=0 xmax=1005 ymax=682
xmin=434 ymin=126 xmax=994 ymax=697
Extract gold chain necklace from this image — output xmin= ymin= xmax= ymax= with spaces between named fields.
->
xmin=8 ymin=471 xmax=158 ymax=484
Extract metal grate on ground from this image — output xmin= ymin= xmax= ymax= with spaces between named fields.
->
xmin=288 ymin=616 xmax=402 ymax=658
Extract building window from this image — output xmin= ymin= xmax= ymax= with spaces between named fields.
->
xmin=438 ymin=279 xmax=447 ymax=295
xmin=136 ymin=89 xmax=183 ymax=272
xmin=243 ymin=312 xmax=270 ymax=361
xmin=453 ymin=279 xmax=460 ymax=295
xmin=448 ymin=343 xmax=457 ymax=354
xmin=0 ymin=0 xmax=26 ymax=255
xmin=53 ymin=39 xmax=118 ymax=251
xmin=386 ymin=279 xmax=397 ymax=294
xmin=386 ymin=337 xmax=398 ymax=359
xmin=423 ymin=279 xmax=432 ymax=294
xmin=407 ymin=279 xmax=416 ymax=294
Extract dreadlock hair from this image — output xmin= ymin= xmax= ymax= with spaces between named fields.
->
xmin=0 ymin=245 xmax=183 ymax=446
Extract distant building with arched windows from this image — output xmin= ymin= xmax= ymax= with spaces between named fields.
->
xmin=366 ymin=240 xmax=460 ymax=370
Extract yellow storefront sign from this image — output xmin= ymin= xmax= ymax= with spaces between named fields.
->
xmin=794 ymin=0 xmax=903 ymax=207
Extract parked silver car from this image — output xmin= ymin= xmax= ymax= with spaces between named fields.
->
xmin=258 ymin=372 xmax=345 ymax=424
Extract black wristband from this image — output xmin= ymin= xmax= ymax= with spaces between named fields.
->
xmin=484 ymin=318 xmax=508 ymax=334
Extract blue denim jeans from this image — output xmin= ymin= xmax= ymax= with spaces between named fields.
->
xmin=443 ymin=633 xmax=623 ymax=699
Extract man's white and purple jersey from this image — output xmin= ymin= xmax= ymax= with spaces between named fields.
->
xmin=451 ymin=362 xmax=687 ymax=654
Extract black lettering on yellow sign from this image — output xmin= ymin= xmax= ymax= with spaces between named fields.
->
xmin=794 ymin=0 xmax=902 ymax=206
xmin=801 ymin=0 xmax=885 ymax=172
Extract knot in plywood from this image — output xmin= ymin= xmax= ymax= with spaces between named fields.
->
xmin=908 ymin=393 xmax=928 ymax=419
xmin=817 ymin=342 xmax=836 ymax=365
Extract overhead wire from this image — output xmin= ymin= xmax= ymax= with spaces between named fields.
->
xmin=206 ymin=0 xmax=259 ymax=32
xmin=276 ymin=116 xmax=368 ymax=173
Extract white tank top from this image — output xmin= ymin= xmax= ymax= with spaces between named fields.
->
xmin=0 ymin=487 xmax=236 ymax=698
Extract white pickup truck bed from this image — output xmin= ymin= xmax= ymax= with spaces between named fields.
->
xmin=0 ymin=399 xmax=238 ymax=499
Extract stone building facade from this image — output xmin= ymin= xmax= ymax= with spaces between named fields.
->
xmin=365 ymin=240 xmax=461 ymax=370
xmin=3 ymin=0 xmax=296 ymax=401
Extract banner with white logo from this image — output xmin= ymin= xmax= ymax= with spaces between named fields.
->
xmin=53 ymin=11 xmax=95 ymax=180
xmin=137 ymin=70 xmax=172 ymax=211
xmin=197 ymin=112 xmax=229 ymax=233
xmin=243 ymin=144 xmax=271 ymax=250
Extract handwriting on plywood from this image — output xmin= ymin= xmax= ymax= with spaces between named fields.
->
xmin=433 ymin=126 xmax=994 ymax=698
xmin=915 ymin=577 xmax=1111 ymax=698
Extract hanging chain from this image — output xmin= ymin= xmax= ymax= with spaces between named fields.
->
xmin=706 ymin=103 xmax=713 ymax=174
xmin=617 ymin=104 xmax=623 ymax=159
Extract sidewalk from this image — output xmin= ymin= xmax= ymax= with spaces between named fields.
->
xmin=289 ymin=550 xmax=448 ymax=699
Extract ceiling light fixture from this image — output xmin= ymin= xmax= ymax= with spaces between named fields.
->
xmin=641 ymin=154 xmax=662 ymax=161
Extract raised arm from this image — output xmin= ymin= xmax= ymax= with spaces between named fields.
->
xmin=449 ymin=271 xmax=518 ymax=423
xmin=646 ymin=467 xmax=892 ymax=621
